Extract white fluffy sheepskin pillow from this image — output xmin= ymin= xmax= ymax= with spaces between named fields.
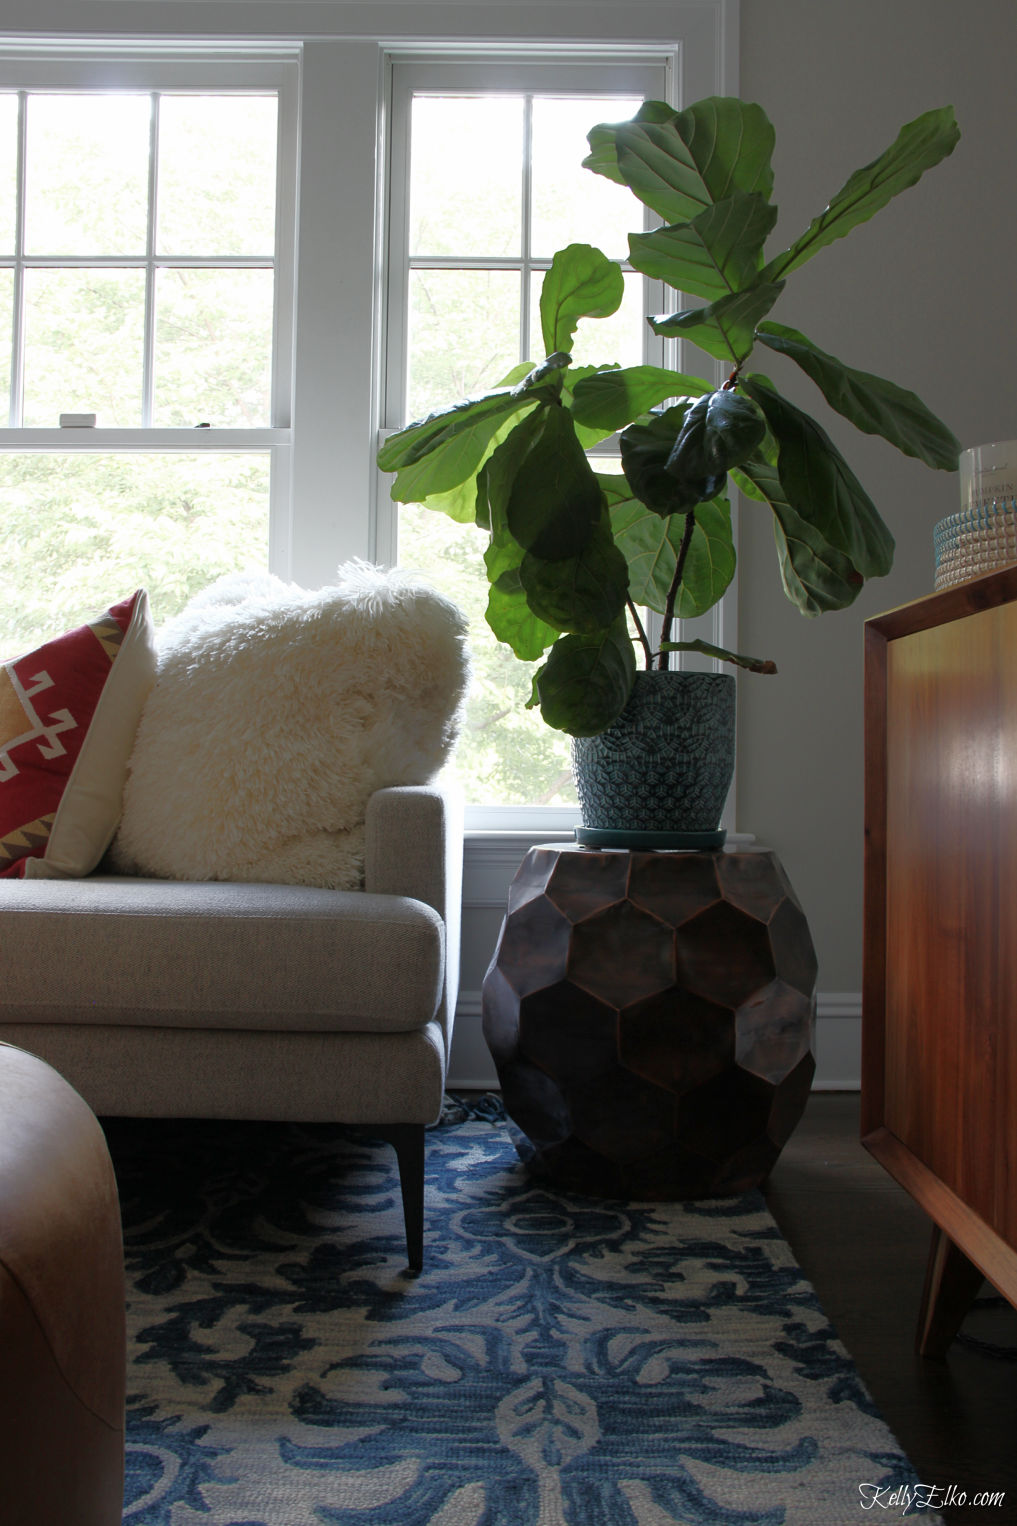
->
xmin=110 ymin=563 xmax=469 ymax=889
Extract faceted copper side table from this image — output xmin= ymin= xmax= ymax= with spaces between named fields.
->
xmin=482 ymin=843 xmax=817 ymax=1199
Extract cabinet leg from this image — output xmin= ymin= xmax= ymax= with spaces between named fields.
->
xmin=916 ymin=1225 xmax=984 ymax=1359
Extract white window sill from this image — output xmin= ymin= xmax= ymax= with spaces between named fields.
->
xmin=464 ymin=804 xmax=579 ymax=835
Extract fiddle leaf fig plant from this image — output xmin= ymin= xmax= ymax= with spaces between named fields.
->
xmin=378 ymin=96 xmax=961 ymax=737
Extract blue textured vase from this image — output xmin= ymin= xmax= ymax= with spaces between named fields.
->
xmin=571 ymin=670 xmax=735 ymax=849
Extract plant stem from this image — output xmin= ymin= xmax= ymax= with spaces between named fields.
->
xmin=627 ymin=599 xmax=653 ymax=668
xmin=657 ymin=509 xmax=696 ymax=670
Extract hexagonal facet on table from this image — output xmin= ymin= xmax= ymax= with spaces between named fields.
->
xmin=672 ymin=1066 xmax=776 ymax=1165
xmin=628 ymin=850 xmax=722 ymax=928
xmin=494 ymin=1056 xmax=571 ymax=1149
xmin=482 ymin=961 xmax=524 ymax=1069
xmin=714 ymin=849 xmax=788 ymax=921
xmin=496 ymin=894 xmax=572 ymax=997
xmin=713 ymin=1134 xmax=782 ymax=1195
xmin=620 ymin=1142 xmax=723 ymax=1199
xmin=543 ymin=846 xmax=631 ymax=921
xmin=674 ymin=900 xmax=776 ymax=1008
xmin=766 ymin=1052 xmax=816 ymax=1146
xmin=567 ymin=1068 xmax=677 ymax=1167
xmin=506 ymin=849 xmax=562 ymax=916
xmin=618 ymin=990 xmax=734 ymax=1095
xmin=518 ymin=982 xmax=619 ymax=1088
xmin=734 ymin=979 xmax=815 ymax=1084
xmin=568 ymin=900 xmax=674 ymax=1010
xmin=768 ymin=896 xmax=820 ymax=997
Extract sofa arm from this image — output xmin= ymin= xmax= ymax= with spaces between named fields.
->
xmin=364 ymin=785 xmax=464 ymax=1050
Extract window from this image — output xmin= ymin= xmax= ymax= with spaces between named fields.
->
xmin=0 ymin=27 xmax=730 ymax=827
xmin=0 ymin=53 xmax=296 ymax=649
xmin=382 ymin=57 xmax=672 ymax=811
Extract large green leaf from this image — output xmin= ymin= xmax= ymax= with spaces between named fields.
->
xmin=607 ymin=486 xmax=678 ymax=611
xmin=627 ymin=192 xmax=778 ymax=303
xmin=734 ymin=453 xmax=871 ymax=615
xmin=570 ymin=365 xmax=710 ymax=433
xmin=610 ymin=489 xmax=735 ymax=617
xmin=583 ymin=99 xmax=679 ymax=184
xmin=594 ymin=471 xmax=635 ymax=511
xmin=432 ymin=397 xmax=557 ymax=525
xmin=761 ymin=106 xmax=960 ymax=283
xmin=382 ymin=391 xmax=548 ymax=503
xmin=477 ymin=406 xmax=546 ymax=530
xmin=539 ymin=243 xmax=624 ymax=356
xmin=667 ymin=389 xmax=767 ymax=479
xmin=485 ymin=566 xmax=561 ymax=660
xmin=561 ymin=365 xmax=623 ymax=448
xmin=506 ymin=403 xmax=604 ymax=561
xmin=379 ymin=389 xmax=525 ymax=471
xmin=650 ymin=281 xmax=785 ymax=364
xmin=742 ymin=375 xmax=894 ymax=579
xmin=672 ymin=495 xmax=737 ymax=618
xmin=755 ymin=320 xmax=960 ymax=470
xmin=620 ymin=403 xmax=723 ymax=517
xmin=519 ymin=519 xmax=629 ymax=634
xmin=411 ymin=477 xmax=479 ymax=525
xmin=588 ymin=97 xmax=776 ymax=226
xmin=481 ymin=415 xmax=561 ymax=659
xmin=534 ymin=621 xmax=637 ymax=736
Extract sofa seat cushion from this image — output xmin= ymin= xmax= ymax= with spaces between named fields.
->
xmin=0 ymin=877 xmax=443 ymax=1034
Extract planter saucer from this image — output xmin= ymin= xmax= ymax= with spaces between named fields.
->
xmin=574 ymin=826 xmax=727 ymax=851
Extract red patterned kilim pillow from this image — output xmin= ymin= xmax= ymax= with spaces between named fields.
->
xmin=0 ymin=590 xmax=156 ymax=878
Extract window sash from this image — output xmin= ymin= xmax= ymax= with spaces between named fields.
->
xmin=380 ymin=53 xmax=682 ymax=826
xmin=0 ymin=48 xmax=298 ymax=577
xmin=0 ymin=62 xmax=297 ymax=431
xmin=382 ymin=54 xmax=674 ymax=442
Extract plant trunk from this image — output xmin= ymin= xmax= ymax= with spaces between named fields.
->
xmin=657 ymin=509 xmax=696 ymax=668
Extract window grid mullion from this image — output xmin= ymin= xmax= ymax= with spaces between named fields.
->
xmin=9 ymin=89 xmax=26 ymax=427
xmin=519 ymin=93 xmax=534 ymax=363
xmin=142 ymin=90 xmax=158 ymax=427
xmin=16 ymin=255 xmax=273 ymax=268
xmin=407 ymin=255 xmax=632 ymax=273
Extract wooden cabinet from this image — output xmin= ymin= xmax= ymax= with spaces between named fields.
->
xmin=863 ymin=565 xmax=1017 ymax=1355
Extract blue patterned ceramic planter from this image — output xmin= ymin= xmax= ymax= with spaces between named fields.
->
xmin=572 ymin=670 xmax=735 ymax=849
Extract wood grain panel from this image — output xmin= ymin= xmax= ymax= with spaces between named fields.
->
xmin=863 ymin=566 xmax=1017 ymax=1323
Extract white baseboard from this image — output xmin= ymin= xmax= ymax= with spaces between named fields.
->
xmin=447 ymin=991 xmax=862 ymax=1093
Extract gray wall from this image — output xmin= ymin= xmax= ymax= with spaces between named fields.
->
xmin=735 ymin=0 xmax=1017 ymax=991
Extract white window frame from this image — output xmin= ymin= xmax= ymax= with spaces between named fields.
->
xmin=0 ymin=45 xmax=299 ymax=575
xmin=377 ymin=49 xmax=677 ymax=571
xmin=377 ymin=46 xmax=737 ymax=831
xmin=0 ymin=14 xmax=737 ymax=835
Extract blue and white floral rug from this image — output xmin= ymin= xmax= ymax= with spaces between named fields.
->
xmin=107 ymin=1097 xmax=936 ymax=1525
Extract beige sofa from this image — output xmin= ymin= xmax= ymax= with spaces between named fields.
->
xmin=0 ymin=783 xmax=462 ymax=1270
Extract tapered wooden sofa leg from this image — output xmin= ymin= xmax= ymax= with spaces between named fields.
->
xmin=373 ymin=1124 xmax=426 ymax=1272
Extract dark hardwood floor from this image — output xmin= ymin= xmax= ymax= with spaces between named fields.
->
xmin=765 ymin=1092 xmax=1017 ymax=1525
